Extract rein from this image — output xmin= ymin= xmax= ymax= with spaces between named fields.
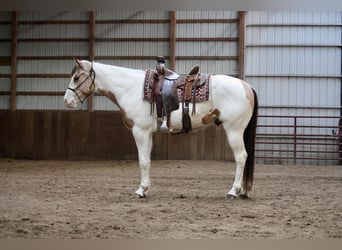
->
xmin=68 ymin=65 xmax=96 ymax=103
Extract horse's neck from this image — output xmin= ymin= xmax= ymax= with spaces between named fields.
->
xmin=93 ymin=63 xmax=144 ymax=103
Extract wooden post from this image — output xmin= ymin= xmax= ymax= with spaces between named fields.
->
xmin=10 ymin=11 xmax=18 ymax=111
xmin=169 ymin=11 xmax=176 ymax=71
xmin=88 ymin=11 xmax=95 ymax=112
xmin=238 ymin=11 xmax=246 ymax=80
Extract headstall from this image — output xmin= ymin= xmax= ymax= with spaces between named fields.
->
xmin=68 ymin=64 xmax=96 ymax=103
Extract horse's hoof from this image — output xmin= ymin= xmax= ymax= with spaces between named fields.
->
xmin=239 ymin=194 xmax=249 ymax=199
xmin=226 ymin=194 xmax=237 ymax=199
xmin=135 ymin=188 xmax=146 ymax=198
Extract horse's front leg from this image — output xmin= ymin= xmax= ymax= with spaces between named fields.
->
xmin=132 ymin=125 xmax=153 ymax=198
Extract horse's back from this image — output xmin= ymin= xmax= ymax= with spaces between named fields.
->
xmin=211 ymin=75 xmax=252 ymax=100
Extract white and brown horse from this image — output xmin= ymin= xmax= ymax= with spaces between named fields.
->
xmin=64 ymin=59 xmax=258 ymax=199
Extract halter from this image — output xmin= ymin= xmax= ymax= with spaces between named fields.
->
xmin=68 ymin=64 xmax=96 ymax=104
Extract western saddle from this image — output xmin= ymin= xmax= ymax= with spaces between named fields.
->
xmin=152 ymin=56 xmax=208 ymax=134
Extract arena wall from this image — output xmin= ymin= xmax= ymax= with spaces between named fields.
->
xmin=0 ymin=11 xmax=341 ymax=164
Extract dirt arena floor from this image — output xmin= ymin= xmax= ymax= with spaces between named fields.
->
xmin=0 ymin=159 xmax=341 ymax=239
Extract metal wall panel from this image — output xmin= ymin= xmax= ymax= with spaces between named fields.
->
xmin=94 ymin=10 xmax=170 ymax=110
xmin=251 ymin=77 xmax=341 ymax=108
xmin=18 ymin=42 xmax=88 ymax=57
xmin=245 ymin=11 xmax=342 ymax=164
xmin=177 ymin=60 xmax=238 ymax=75
xmin=0 ymin=43 xmax=11 ymax=57
xmin=16 ymin=96 xmax=69 ymax=110
xmin=93 ymin=96 xmax=119 ymax=111
xmin=95 ymin=41 xmax=168 ymax=57
xmin=176 ymin=11 xmax=238 ymax=19
xmin=0 ymin=12 xmax=12 ymax=21
xmin=95 ymin=10 xmax=169 ymax=20
xmin=175 ymin=11 xmax=239 ymax=75
xmin=0 ymin=12 xmax=12 ymax=110
xmin=17 ymin=60 xmax=73 ymax=74
xmin=17 ymin=24 xmax=88 ymax=39
xmin=17 ymin=78 xmax=68 ymax=92
xmin=247 ymin=47 xmax=340 ymax=76
xmin=0 ymin=78 xmax=11 ymax=109
xmin=246 ymin=11 xmax=341 ymax=25
xmin=4 ymin=11 xmax=242 ymax=111
xmin=18 ymin=11 xmax=89 ymax=21
xmin=247 ymin=26 xmax=341 ymax=45
xmin=15 ymin=12 xmax=89 ymax=110
xmin=0 ymin=25 xmax=11 ymax=40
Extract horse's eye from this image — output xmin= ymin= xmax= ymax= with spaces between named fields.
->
xmin=74 ymin=76 xmax=79 ymax=82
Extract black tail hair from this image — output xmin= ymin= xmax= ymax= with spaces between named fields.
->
xmin=243 ymin=89 xmax=258 ymax=191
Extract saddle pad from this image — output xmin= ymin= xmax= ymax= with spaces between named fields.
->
xmin=143 ymin=69 xmax=210 ymax=103
xmin=177 ymin=74 xmax=210 ymax=102
xmin=143 ymin=69 xmax=157 ymax=102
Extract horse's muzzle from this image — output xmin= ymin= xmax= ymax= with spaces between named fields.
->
xmin=64 ymin=92 xmax=77 ymax=108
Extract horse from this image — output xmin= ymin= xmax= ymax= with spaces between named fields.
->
xmin=63 ymin=59 xmax=258 ymax=199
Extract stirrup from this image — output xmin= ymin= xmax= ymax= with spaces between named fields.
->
xmin=159 ymin=116 xmax=169 ymax=133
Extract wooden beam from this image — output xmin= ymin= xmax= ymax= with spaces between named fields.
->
xmin=89 ymin=11 xmax=95 ymax=62
xmin=88 ymin=11 xmax=95 ymax=112
xmin=0 ymin=74 xmax=11 ymax=78
xmin=18 ymin=38 xmax=89 ymax=43
xmin=0 ymin=57 xmax=11 ymax=66
xmin=16 ymin=74 xmax=70 ymax=78
xmin=0 ymin=39 xmax=11 ymax=43
xmin=0 ymin=91 xmax=65 ymax=96
xmin=169 ymin=11 xmax=176 ymax=71
xmin=96 ymin=19 xmax=169 ymax=24
xmin=176 ymin=19 xmax=239 ymax=24
xmin=238 ymin=11 xmax=246 ymax=80
xmin=15 ymin=37 xmax=238 ymax=43
xmin=96 ymin=37 xmax=169 ymax=42
xmin=96 ymin=56 xmax=171 ymax=60
xmin=10 ymin=11 xmax=17 ymax=111
xmin=17 ymin=56 xmax=88 ymax=60
xmin=18 ymin=20 xmax=89 ymax=25
xmin=176 ymin=37 xmax=238 ymax=42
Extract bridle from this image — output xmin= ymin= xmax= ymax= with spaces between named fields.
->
xmin=67 ymin=64 xmax=96 ymax=104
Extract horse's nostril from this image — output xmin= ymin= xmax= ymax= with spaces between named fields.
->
xmin=64 ymin=96 xmax=73 ymax=107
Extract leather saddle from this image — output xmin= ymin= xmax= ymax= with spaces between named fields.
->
xmin=153 ymin=63 xmax=208 ymax=133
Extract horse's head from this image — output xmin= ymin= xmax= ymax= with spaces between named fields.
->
xmin=64 ymin=59 xmax=96 ymax=108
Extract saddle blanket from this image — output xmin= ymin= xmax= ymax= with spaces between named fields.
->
xmin=143 ymin=69 xmax=210 ymax=103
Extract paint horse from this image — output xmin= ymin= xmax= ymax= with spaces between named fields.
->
xmin=64 ymin=59 xmax=258 ymax=199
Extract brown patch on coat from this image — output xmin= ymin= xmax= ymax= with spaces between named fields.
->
xmin=241 ymin=80 xmax=254 ymax=109
xmin=100 ymin=89 xmax=134 ymax=130
xmin=202 ymin=109 xmax=221 ymax=125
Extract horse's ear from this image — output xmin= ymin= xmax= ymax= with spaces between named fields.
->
xmin=74 ymin=58 xmax=83 ymax=69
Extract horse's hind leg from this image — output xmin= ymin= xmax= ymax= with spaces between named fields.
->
xmin=225 ymin=128 xmax=248 ymax=198
xmin=132 ymin=125 xmax=153 ymax=198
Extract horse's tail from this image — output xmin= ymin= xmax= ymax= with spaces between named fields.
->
xmin=243 ymin=89 xmax=258 ymax=192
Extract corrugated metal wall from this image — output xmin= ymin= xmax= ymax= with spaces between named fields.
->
xmin=0 ymin=10 xmax=237 ymax=162
xmin=1 ymin=11 xmax=341 ymax=164
xmin=175 ymin=11 xmax=239 ymax=75
xmin=245 ymin=11 xmax=342 ymax=164
xmin=0 ymin=11 xmax=240 ymax=111
xmin=93 ymin=11 xmax=170 ymax=110
xmin=93 ymin=10 xmax=239 ymax=110
xmin=0 ymin=12 xmax=12 ymax=109
xmin=17 ymin=12 xmax=89 ymax=110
